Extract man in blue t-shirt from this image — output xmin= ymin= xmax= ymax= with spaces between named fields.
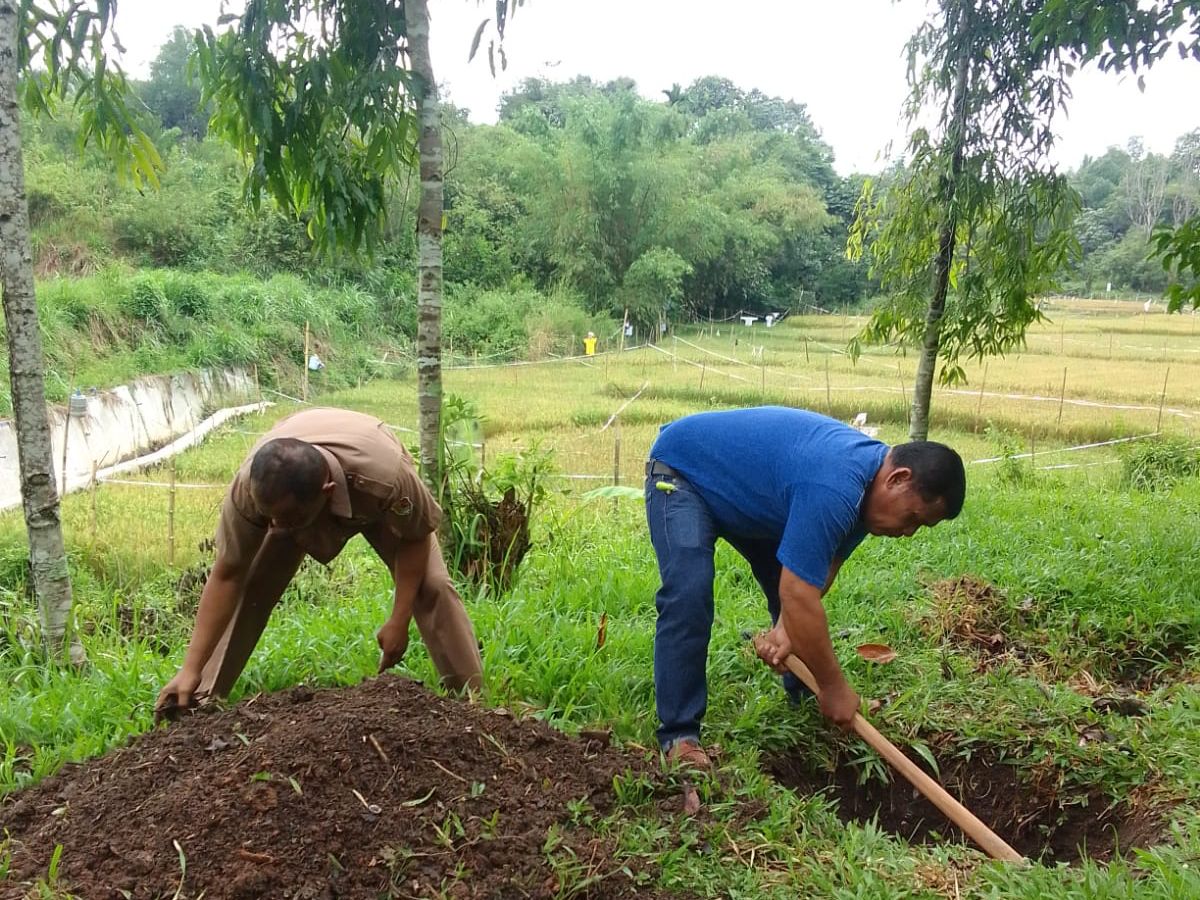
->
xmin=645 ymin=406 xmax=965 ymax=770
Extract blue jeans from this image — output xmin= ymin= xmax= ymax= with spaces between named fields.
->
xmin=646 ymin=466 xmax=808 ymax=748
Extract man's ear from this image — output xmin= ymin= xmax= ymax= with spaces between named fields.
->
xmin=886 ymin=466 xmax=913 ymax=489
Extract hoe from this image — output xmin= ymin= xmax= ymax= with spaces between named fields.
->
xmin=749 ymin=631 xmax=1026 ymax=863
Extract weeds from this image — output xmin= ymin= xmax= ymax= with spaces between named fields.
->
xmin=1120 ymin=437 xmax=1200 ymax=491
xmin=438 ymin=395 xmax=555 ymax=592
xmin=986 ymin=423 xmax=1036 ymax=486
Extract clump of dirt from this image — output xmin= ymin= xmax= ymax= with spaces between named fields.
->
xmin=926 ymin=576 xmax=1019 ymax=663
xmin=0 ymin=677 xmax=678 ymax=899
xmin=766 ymin=749 xmax=1167 ymax=864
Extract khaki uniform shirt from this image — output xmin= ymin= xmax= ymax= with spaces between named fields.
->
xmin=216 ymin=408 xmax=439 ymax=568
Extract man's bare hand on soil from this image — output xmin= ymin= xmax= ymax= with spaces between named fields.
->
xmin=377 ymin=617 xmax=410 ymax=673
xmin=155 ymin=668 xmax=201 ymax=723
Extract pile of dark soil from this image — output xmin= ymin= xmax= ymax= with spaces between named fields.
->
xmin=1 ymin=676 xmax=676 ymax=899
xmin=767 ymin=749 xmax=1167 ymax=864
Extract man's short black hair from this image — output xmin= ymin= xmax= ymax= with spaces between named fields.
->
xmin=249 ymin=438 xmax=326 ymax=505
xmin=890 ymin=441 xmax=966 ymax=519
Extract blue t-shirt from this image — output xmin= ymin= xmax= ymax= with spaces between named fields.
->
xmin=650 ymin=407 xmax=888 ymax=588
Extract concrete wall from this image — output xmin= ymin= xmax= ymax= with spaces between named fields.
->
xmin=1 ymin=369 xmax=255 ymax=510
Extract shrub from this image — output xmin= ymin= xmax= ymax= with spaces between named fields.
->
xmin=121 ymin=273 xmax=168 ymax=324
xmin=1120 ymin=438 xmax=1200 ymax=492
xmin=39 ymin=279 xmax=93 ymax=328
xmin=526 ymin=290 xmax=611 ymax=359
xmin=163 ymin=272 xmax=211 ymax=319
xmin=186 ymin=323 xmax=259 ymax=368
xmin=437 ymin=396 xmax=554 ymax=593
xmin=114 ymin=202 xmax=205 ymax=268
xmin=444 ymin=285 xmax=606 ymax=360
xmin=985 ymin=423 xmax=1034 ymax=487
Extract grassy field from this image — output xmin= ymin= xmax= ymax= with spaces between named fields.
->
xmin=2 ymin=299 xmax=1199 ymax=897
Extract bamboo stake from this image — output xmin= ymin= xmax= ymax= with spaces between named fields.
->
xmin=168 ymin=458 xmax=177 ymax=566
xmin=59 ymin=412 xmax=71 ymax=498
xmin=1157 ymin=366 xmax=1171 ymax=432
xmin=612 ymin=424 xmax=621 ymax=515
xmin=825 ymin=354 xmax=832 ymax=413
xmin=975 ymin=362 xmax=988 ymax=429
xmin=302 ymin=320 xmax=310 ymax=402
xmin=752 ymin=635 xmax=1026 ymax=864
xmin=1056 ymin=367 xmax=1067 ymax=427
xmin=89 ymin=461 xmax=97 ymax=544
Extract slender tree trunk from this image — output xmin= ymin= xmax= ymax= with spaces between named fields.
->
xmin=0 ymin=3 xmax=82 ymax=664
xmin=405 ymin=0 xmax=443 ymax=494
xmin=910 ymin=41 xmax=971 ymax=442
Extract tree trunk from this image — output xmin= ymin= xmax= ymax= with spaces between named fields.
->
xmin=0 ymin=2 xmax=82 ymax=664
xmin=910 ymin=42 xmax=971 ymax=442
xmin=405 ymin=0 xmax=443 ymax=495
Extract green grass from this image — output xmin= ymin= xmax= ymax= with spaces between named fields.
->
xmin=2 ymin=310 xmax=1200 ymax=897
xmin=0 ymin=267 xmax=413 ymax=416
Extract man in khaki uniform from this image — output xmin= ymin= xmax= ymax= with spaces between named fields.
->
xmin=155 ymin=407 xmax=482 ymax=718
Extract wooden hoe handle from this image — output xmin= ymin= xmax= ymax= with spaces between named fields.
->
xmin=754 ymin=634 xmax=1026 ymax=863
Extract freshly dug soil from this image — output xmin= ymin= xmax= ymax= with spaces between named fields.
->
xmin=0 ymin=677 xmax=677 ymax=899
xmin=767 ymin=749 xmax=1167 ymax=864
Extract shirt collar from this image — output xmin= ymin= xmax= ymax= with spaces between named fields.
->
xmin=315 ymin=446 xmax=352 ymax=518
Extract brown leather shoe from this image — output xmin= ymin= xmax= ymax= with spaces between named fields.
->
xmin=664 ymin=739 xmax=712 ymax=771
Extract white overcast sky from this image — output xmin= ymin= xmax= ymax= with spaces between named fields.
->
xmin=110 ymin=0 xmax=1198 ymax=175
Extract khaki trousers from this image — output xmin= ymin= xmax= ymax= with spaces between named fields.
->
xmin=198 ymin=529 xmax=482 ymax=699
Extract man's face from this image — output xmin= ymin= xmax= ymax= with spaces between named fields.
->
xmin=252 ymin=489 xmax=327 ymax=532
xmin=863 ymin=470 xmax=947 ymax=538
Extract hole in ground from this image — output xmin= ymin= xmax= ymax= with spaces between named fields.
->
xmin=766 ymin=751 xmax=1167 ymax=864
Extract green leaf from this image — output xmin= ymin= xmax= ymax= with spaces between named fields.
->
xmin=581 ymin=486 xmax=645 ymax=503
xmin=909 ymin=740 xmax=941 ymax=778
xmin=402 ymin=788 xmax=437 ymax=808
